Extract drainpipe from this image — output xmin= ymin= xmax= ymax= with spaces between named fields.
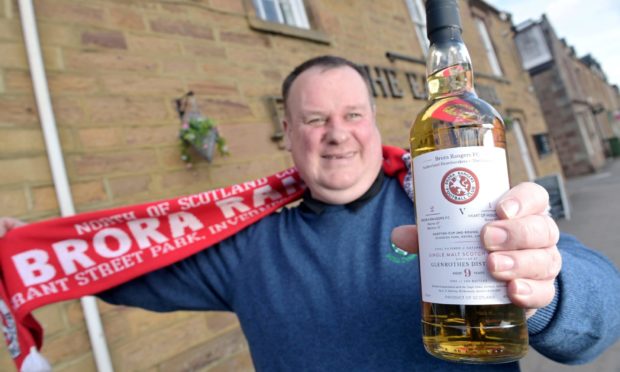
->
xmin=18 ymin=1 xmax=114 ymax=371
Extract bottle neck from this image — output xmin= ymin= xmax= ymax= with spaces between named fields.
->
xmin=426 ymin=27 xmax=475 ymax=100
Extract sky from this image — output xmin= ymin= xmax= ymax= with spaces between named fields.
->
xmin=485 ymin=0 xmax=620 ymax=87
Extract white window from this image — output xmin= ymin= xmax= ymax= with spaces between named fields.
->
xmin=576 ymin=113 xmax=595 ymax=156
xmin=253 ymin=0 xmax=310 ymax=29
xmin=405 ymin=0 xmax=429 ymax=55
xmin=475 ymin=18 xmax=503 ymax=76
xmin=512 ymin=119 xmax=537 ymax=181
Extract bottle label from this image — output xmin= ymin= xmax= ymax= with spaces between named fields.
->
xmin=413 ymin=146 xmax=510 ymax=305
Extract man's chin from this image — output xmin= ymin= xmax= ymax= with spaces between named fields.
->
xmin=320 ymin=179 xmax=357 ymax=193
xmin=312 ymin=180 xmax=368 ymax=204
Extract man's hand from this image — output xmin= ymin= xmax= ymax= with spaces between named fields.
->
xmin=482 ymin=182 xmax=561 ymax=317
xmin=0 ymin=217 xmax=25 ymax=237
xmin=391 ymin=182 xmax=561 ymax=317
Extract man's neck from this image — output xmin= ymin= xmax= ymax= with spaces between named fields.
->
xmin=301 ymin=171 xmax=384 ymax=214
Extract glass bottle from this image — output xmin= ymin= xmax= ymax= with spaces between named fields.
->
xmin=409 ymin=0 xmax=528 ymax=363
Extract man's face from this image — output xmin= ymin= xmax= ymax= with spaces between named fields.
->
xmin=283 ymin=65 xmax=383 ymax=204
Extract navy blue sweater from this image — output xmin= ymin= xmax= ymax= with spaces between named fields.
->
xmin=100 ymin=176 xmax=620 ymax=371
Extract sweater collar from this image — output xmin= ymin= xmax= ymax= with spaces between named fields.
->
xmin=300 ymin=171 xmax=385 ymax=214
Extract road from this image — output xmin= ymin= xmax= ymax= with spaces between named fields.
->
xmin=520 ymin=158 xmax=620 ymax=372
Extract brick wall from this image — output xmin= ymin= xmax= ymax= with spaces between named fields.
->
xmin=0 ymin=0 xmax=562 ymax=370
xmin=527 ymin=18 xmax=608 ymax=177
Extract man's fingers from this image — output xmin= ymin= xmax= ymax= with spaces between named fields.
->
xmin=0 ymin=217 xmax=25 ymax=237
xmin=497 ymin=182 xmax=549 ymax=219
xmin=390 ymin=225 xmax=419 ymax=254
xmin=507 ymin=278 xmax=556 ymax=310
xmin=487 ymin=246 xmax=562 ymax=281
xmin=482 ymin=214 xmax=560 ymax=251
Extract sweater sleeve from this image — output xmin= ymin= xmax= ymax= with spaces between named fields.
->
xmin=527 ymin=233 xmax=620 ymax=364
xmin=97 ymin=231 xmax=247 ymax=312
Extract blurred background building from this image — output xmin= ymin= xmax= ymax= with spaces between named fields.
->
xmin=515 ymin=15 xmax=620 ymax=176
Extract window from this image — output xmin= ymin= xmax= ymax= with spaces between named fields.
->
xmin=475 ymin=18 xmax=502 ymax=76
xmin=533 ymin=133 xmax=553 ymax=157
xmin=253 ymin=0 xmax=310 ymax=29
xmin=512 ymin=118 xmax=537 ymax=181
xmin=246 ymin=0 xmax=329 ymax=44
xmin=576 ymin=113 xmax=595 ymax=156
xmin=405 ymin=0 xmax=429 ymax=55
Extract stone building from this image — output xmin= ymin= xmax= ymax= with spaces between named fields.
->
xmin=514 ymin=15 xmax=620 ymax=177
xmin=0 ymin=0 xmax=561 ymax=370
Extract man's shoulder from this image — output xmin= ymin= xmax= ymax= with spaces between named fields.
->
xmin=382 ymin=175 xmax=413 ymax=202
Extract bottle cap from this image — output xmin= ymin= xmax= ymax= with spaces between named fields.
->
xmin=426 ymin=0 xmax=462 ymax=42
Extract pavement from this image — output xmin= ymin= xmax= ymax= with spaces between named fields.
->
xmin=519 ymin=158 xmax=620 ymax=372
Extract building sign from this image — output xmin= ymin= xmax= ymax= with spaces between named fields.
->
xmin=361 ymin=65 xmax=427 ymax=100
xmin=534 ymin=173 xmax=570 ymax=220
xmin=514 ymin=23 xmax=552 ymax=71
xmin=359 ymin=64 xmax=501 ymax=106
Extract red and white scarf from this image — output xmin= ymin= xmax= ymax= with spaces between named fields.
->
xmin=0 ymin=146 xmax=410 ymax=371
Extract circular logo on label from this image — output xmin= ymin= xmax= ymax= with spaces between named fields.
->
xmin=441 ymin=167 xmax=479 ymax=204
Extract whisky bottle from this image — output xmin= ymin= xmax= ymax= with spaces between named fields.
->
xmin=410 ymin=0 xmax=528 ymax=363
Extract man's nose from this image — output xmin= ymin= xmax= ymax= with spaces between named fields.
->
xmin=324 ymin=118 xmax=349 ymax=144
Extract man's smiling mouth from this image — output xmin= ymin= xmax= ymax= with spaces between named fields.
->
xmin=322 ymin=151 xmax=356 ymax=160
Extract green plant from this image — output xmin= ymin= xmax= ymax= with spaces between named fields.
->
xmin=502 ymin=116 xmax=514 ymax=131
xmin=179 ymin=117 xmax=229 ymax=165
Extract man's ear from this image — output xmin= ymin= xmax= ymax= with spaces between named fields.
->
xmin=282 ymin=119 xmax=292 ymax=151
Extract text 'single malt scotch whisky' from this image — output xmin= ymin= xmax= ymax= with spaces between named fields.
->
xmin=410 ymin=0 xmax=528 ymax=363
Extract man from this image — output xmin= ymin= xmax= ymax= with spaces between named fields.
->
xmin=1 ymin=56 xmax=619 ymax=370
xmin=281 ymin=55 xmax=559 ymax=314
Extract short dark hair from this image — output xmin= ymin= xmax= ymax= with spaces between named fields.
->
xmin=281 ymin=55 xmax=371 ymax=113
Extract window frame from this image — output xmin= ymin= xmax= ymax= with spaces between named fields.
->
xmin=474 ymin=17 xmax=503 ymax=77
xmin=532 ymin=133 xmax=554 ymax=158
xmin=253 ymin=0 xmax=310 ymax=30
xmin=511 ymin=118 xmax=537 ymax=181
xmin=244 ymin=0 xmax=330 ymax=44
xmin=405 ymin=0 xmax=429 ymax=56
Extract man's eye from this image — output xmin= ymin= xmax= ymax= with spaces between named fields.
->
xmin=346 ymin=112 xmax=362 ymax=120
xmin=306 ymin=118 xmax=325 ymax=125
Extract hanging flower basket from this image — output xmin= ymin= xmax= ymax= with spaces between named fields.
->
xmin=502 ymin=114 xmax=514 ymax=131
xmin=175 ymin=91 xmax=229 ymax=165
xmin=179 ymin=117 xmax=228 ymax=163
